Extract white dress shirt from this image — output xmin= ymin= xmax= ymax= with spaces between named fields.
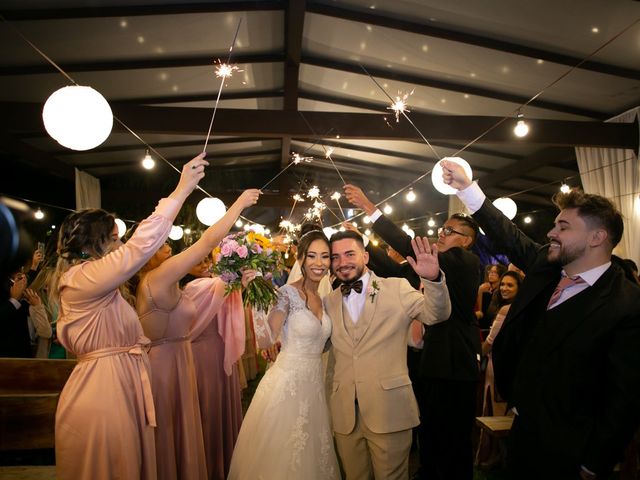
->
xmin=343 ymin=271 xmax=370 ymax=324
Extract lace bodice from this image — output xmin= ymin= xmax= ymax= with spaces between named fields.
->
xmin=254 ymin=285 xmax=331 ymax=356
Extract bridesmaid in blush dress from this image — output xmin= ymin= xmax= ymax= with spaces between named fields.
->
xmin=50 ymin=153 xmax=207 ymax=480
xmin=184 ymin=269 xmax=254 ymax=480
xmin=134 ymin=189 xmax=260 ymax=480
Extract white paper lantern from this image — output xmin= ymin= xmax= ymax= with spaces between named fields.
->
xmin=42 ymin=85 xmax=113 ymax=151
xmin=323 ymin=227 xmax=337 ymax=239
xmin=493 ymin=197 xmax=518 ymax=220
xmin=114 ymin=218 xmax=126 ymax=238
xmin=431 ymin=157 xmax=473 ymax=195
xmin=196 ymin=197 xmax=226 ymax=226
xmin=169 ymin=225 xmax=184 ymax=240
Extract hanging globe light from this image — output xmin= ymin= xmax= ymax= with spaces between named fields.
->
xmin=169 ymin=225 xmax=184 ymax=240
xmin=493 ymin=197 xmax=518 ymax=220
xmin=196 ymin=197 xmax=226 ymax=226
xmin=431 ymin=157 xmax=473 ymax=195
xmin=42 ymin=85 xmax=113 ymax=151
xmin=114 ymin=218 xmax=126 ymax=238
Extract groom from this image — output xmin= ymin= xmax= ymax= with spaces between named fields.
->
xmin=325 ymin=230 xmax=451 ymax=479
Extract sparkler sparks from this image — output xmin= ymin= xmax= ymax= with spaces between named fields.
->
xmin=308 ymin=186 xmax=320 ymax=199
xmin=293 ymin=194 xmax=304 ymax=202
xmin=330 ymin=192 xmax=341 ymax=201
xmin=325 ymin=147 xmax=334 ymax=159
xmin=292 ymin=152 xmax=312 ymax=165
xmin=214 ymin=61 xmax=240 ymax=79
xmin=388 ymin=90 xmax=414 ymax=122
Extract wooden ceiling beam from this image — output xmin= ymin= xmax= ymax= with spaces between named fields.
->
xmin=2 ymin=103 xmax=636 ymax=149
xmin=307 ymin=2 xmax=640 ymax=81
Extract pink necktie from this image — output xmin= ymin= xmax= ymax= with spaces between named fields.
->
xmin=547 ymin=275 xmax=585 ymax=308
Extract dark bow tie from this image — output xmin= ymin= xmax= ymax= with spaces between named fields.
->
xmin=341 ymin=280 xmax=363 ymax=296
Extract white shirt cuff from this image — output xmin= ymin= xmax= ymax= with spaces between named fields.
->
xmin=362 ymin=234 xmax=369 ymax=247
xmin=370 ymin=209 xmax=383 ymax=222
xmin=455 ymin=181 xmax=486 ymax=214
xmin=9 ymin=298 xmax=21 ymax=309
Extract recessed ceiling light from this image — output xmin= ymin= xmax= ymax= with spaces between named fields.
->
xmin=360 ymin=41 xmax=366 ymax=50
xmin=137 ymin=35 xmax=145 ymax=44
xmin=591 ymin=26 xmax=599 ymax=34
xmin=366 ymin=25 xmax=372 ymax=32
xmin=401 ymin=56 xmax=407 ymax=62
xmin=119 ymin=19 xmax=128 ymax=28
xmin=463 ymin=94 xmax=470 ymax=99
xmin=537 ymin=59 xmax=544 ymax=65
xmin=470 ymin=72 xmax=476 ymax=78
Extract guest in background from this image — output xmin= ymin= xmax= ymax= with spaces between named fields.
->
xmin=476 ymin=264 xmax=507 ymax=330
xmin=1 ymin=271 xmax=50 ymax=358
xmin=49 ymin=153 xmax=207 ymax=480
xmin=133 ymin=189 xmax=260 ymax=480
xmin=444 ymin=159 xmax=640 ymax=480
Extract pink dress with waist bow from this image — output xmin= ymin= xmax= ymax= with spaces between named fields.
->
xmin=55 ymin=198 xmax=180 ymax=480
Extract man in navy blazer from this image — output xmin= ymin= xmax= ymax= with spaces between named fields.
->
xmin=443 ymin=160 xmax=640 ymax=479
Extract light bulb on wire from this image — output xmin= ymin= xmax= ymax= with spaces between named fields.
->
xmin=524 ymin=216 xmax=532 ymax=224
xmin=34 ymin=208 xmax=44 ymax=220
xmin=560 ymin=183 xmax=571 ymax=194
xmin=405 ymin=189 xmax=416 ymax=202
xmin=427 ymin=218 xmax=436 ymax=228
xmin=141 ymin=150 xmax=155 ymax=170
xmin=514 ymin=112 xmax=529 ymax=138
xmin=383 ymin=204 xmax=393 ymax=215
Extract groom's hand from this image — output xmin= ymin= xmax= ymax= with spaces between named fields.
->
xmin=406 ymin=237 xmax=440 ymax=281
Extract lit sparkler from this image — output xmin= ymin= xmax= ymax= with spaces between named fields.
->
xmin=203 ymin=19 xmax=243 ymax=153
xmin=331 ymin=191 xmax=346 ymax=220
xmin=293 ymin=194 xmax=304 ymax=202
xmin=308 ymin=186 xmax=320 ymax=199
xmin=388 ymin=89 xmax=414 ymax=122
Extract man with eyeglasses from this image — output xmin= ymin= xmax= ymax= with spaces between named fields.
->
xmin=344 ymin=184 xmax=481 ymax=480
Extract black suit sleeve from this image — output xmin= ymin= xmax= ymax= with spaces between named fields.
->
xmin=372 ymin=215 xmax=414 ymax=259
xmin=472 ymin=199 xmax=543 ymax=273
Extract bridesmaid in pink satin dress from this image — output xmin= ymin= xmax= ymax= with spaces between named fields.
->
xmin=134 ymin=189 xmax=260 ymax=480
xmin=184 ymin=268 xmax=254 ymax=480
xmin=51 ymin=154 xmax=207 ymax=480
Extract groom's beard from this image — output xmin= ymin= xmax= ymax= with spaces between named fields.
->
xmin=333 ymin=262 xmax=366 ymax=283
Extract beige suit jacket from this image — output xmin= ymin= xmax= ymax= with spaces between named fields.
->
xmin=324 ymin=271 xmax=451 ymax=435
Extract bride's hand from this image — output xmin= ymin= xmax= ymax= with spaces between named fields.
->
xmin=241 ymin=269 xmax=258 ymax=288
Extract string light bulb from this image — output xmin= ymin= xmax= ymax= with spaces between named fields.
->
xmin=235 ymin=219 xmax=243 ymax=228
xmin=514 ymin=112 xmax=529 ymax=138
xmin=560 ymin=183 xmax=571 ymax=193
xmin=524 ymin=216 xmax=532 ymax=224
xmin=383 ymin=204 xmax=393 ymax=215
xmin=405 ymin=189 xmax=416 ymax=202
xmin=427 ymin=218 xmax=436 ymax=228
xmin=141 ymin=150 xmax=155 ymax=169
xmin=34 ymin=208 xmax=44 ymax=220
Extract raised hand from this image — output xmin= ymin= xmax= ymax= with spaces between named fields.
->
xmin=343 ymin=184 xmax=377 ymax=216
xmin=341 ymin=221 xmax=360 ymax=234
xmin=406 ymin=236 xmax=440 ymax=281
xmin=9 ymin=273 xmax=27 ymax=301
xmin=172 ymin=153 xmax=210 ymax=200
xmin=441 ymin=159 xmax=472 ymax=191
xmin=23 ymin=288 xmax=42 ymax=306
xmin=234 ymin=189 xmax=262 ymax=210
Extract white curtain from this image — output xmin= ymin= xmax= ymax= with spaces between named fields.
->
xmin=75 ymin=168 xmax=101 ymax=210
xmin=575 ymin=107 xmax=640 ymax=265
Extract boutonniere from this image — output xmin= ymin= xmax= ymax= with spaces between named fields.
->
xmin=367 ymin=281 xmax=380 ymax=303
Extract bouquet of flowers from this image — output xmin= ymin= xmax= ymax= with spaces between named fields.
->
xmin=212 ymin=231 xmax=284 ymax=312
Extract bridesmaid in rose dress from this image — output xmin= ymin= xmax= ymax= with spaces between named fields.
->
xmin=184 ymin=268 xmax=255 ymax=480
xmin=49 ymin=153 xmax=207 ymax=480
xmin=134 ymin=189 xmax=260 ymax=480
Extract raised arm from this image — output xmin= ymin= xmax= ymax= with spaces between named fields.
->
xmin=146 ymin=189 xmax=260 ymax=292
xmin=443 ymin=159 xmax=541 ymax=272
xmin=63 ymin=154 xmax=207 ymax=302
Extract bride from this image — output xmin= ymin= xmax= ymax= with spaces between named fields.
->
xmin=228 ymin=228 xmax=340 ymax=479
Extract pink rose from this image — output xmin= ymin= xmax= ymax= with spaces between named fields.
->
xmin=221 ymin=240 xmax=239 ymax=257
xmin=215 ymin=253 xmax=222 ymax=263
xmin=236 ymin=245 xmax=249 ymax=258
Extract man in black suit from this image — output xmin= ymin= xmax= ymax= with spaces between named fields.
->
xmin=344 ymin=184 xmax=481 ymax=480
xmin=443 ymin=160 xmax=640 ymax=479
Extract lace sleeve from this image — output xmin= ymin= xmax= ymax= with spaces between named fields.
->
xmin=254 ymin=286 xmax=290 ymax=349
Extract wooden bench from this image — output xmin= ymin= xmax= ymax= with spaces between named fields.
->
xmin=475 ymin=415 xmax=514 ymax=438
xmin=0 ymin=358 xmax=76 ymax=478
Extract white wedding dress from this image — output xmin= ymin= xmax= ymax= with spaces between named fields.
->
xmin=228 ymin=285 xmax=340 ymax=479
